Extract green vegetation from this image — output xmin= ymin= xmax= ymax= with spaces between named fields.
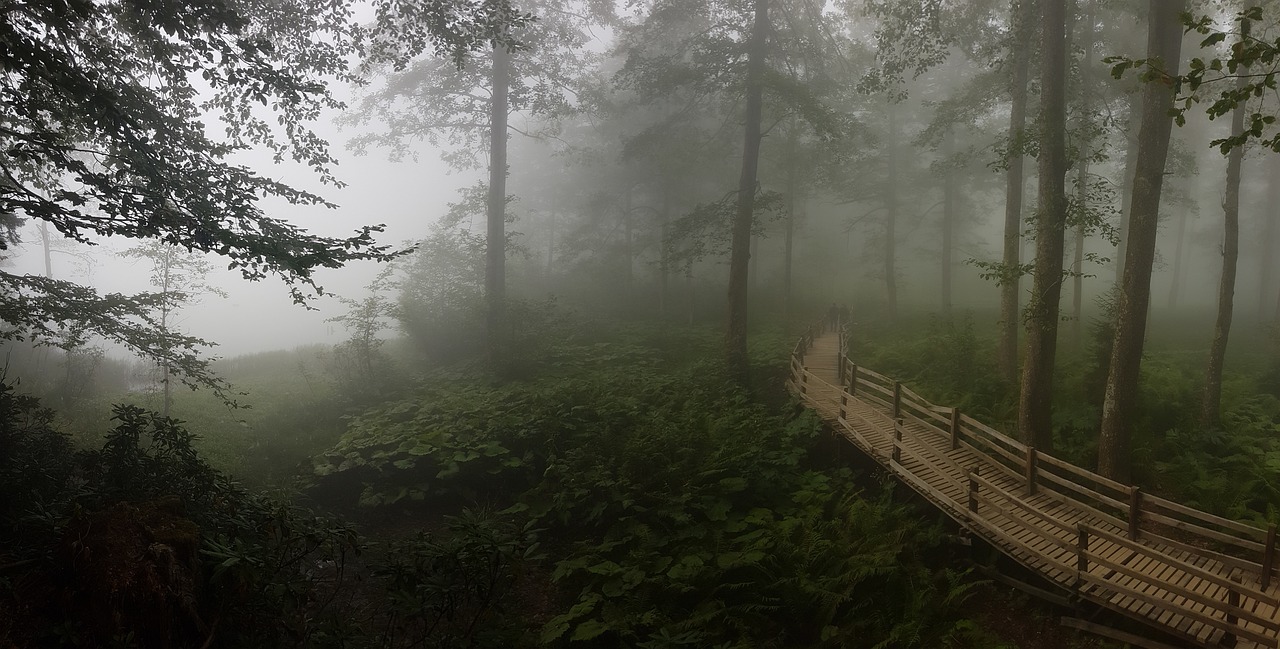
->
xmin=0 ymin=320 xmax=1020 ymax=648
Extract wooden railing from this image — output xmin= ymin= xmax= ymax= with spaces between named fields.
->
xmin=788 ymin=326 xmax=1280 ymax=648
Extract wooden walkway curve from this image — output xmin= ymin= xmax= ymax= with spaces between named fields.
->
xmin=788 ymin=328 xmax=1280 ymax=649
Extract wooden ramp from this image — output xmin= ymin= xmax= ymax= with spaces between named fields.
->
xmin=788 ymin=329 xmax=1280 ymax=649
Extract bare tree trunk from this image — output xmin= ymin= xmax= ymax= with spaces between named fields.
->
xmin=486 ymin=43 xmax=510 ymax=366
xmin=659 ymin=197 xmax=670 ymax=318
xmin=39 ymin=222 xmax=52 ymax=278
xmin=1071 ymin=2 xmax=1095 ymax=350
xmin=160 ymin=248 xmax=173 ymax=417
xmin=1017 ymin=0 xmax=1069 ymax=452
xmin=726 ymin=0 xmax=768 ymax=383
xmin=885 ymin=109 xmax=899 ymax=322
xmin=1098 ymin=0 xmax=1184 ymax=481
xmin=1114 ymin=92 xmax=1141 ymax=286
xmin=999 ymin=0 xmax=1035 ymax=383
xmin=1261 ymin=156 xmax=1280 ymax=320
xmin=942 ymin=133 xmax=956 ymax=317
xmin=546 ymin=198 xmax=556 ymax=283
xmin=1072 ymin=165 xmax=1087 ymax=349
xmin=623 ymin=184 xmax=634 ymax=297
xmin=1202 ymin=25 xmax=1249 ymax=431
xmin=1168 ymin=206 xmax=1186 ymax=310
xmin=784 ymin=125 xmax=798 ymax=321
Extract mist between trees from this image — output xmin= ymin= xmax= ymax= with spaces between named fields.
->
xmin=6 ymin=0 xmax=1280 ymax=647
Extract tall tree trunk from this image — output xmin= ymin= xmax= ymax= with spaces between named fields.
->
xmin=941 ymin=133 xmax=956 ymax=317
xmin=1017 ymin=0 xmax=1069 ymax=452
xmin=725 ymin=0 xmax=768 ymax=383
xmin=1097 ymin=0 xmax=1184 ymax=481
xmin=1262 ymin=155 xmax=1280 ymax=320
xmin=659 ymin=197 xmax=670 ymax=318
xmin=39 ymin=222 xmax=52 ymax=278
xmin=1114 ymin=91 xmax=1142 ymax=285
xmin=1071 ymin=2 xmax=1095 ymax=349
xmin=1072 ymin=161 xmax=1087 ymax=349
xmin=999 ymin=0 xmax=1035 ymax=383
xmin=1202 ymin=24 xmax=1249 ymax=431
xmin=623 ymin=184 xmax=634 ymax=297
xmin=885 ymin=109 xmax=899 ymax=322
xmin=160 ymin=248 xmax=173 ymax=417
xmin=1168 ymin=206 xmax=1186 ymax=309
xmin=486 ymin=43 xmax=510 ymax=365
xmin=546 ymin=199 xmax=556 ymax=283
xmin=784 ymin=126 xmax=798 ymax=321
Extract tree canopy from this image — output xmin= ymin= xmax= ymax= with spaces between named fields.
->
xmin=0 ymin=0 xmax=523 ymax=391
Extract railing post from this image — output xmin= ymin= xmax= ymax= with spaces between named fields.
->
xmin=1226 ymin=571 xmax=1241 ymax=648
xmin=949 ymin=407 xmax=961 ymax=451
xmin=839 ymin=387 xmax=848 ymax=422
xmin=892 ymin=381 xmax=902 ymax=420
xmin=1025 ymin=446 xmax=1038 ymax=496
xmin=848 ymin=364 xmax=858 ymax=398
xmin=892 ymin=419 xmax=902 ymax=465
xmin=837 ymin=355 xmax=845 ymax=384
xmin=800 ymin=367 xmax=808 ymax=395
xmin=1128 ymin=486 xmax=1142 ymax=540
xmin=967 ymin=466 xmax=979 ymax=514
xmin=1075 ymin=524 xmax=1090 ymax=597
xmin=1262 ymin=524 xmax=1276 ymax=590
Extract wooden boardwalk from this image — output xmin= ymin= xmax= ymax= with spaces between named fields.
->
xmin=788 ymin=329 xmax=1280 ymax=649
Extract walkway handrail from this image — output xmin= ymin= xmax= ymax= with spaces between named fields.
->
xmin=788 ymin=329 xmax=1280 ymax=648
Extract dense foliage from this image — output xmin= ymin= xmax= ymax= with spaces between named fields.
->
xmin=314 ymin=325 xmax=993 ymax=648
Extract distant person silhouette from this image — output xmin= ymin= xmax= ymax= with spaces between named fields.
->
xmin=826 ymin=303 xmax=839 ymax=332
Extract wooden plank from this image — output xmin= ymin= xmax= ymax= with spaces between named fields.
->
xmin=1083 ymin=525 xmax=1280 ymax=608
xmin=1037 ymin=451 xmax=1131 ymax=494
xmin=1083 ymin=551 xmax=1277 ymax=633
xmin=1077 ymin=572 xmax=1277 ymax=647
xmin=972 ymin=492 xmax=1076 ymax=554
xmin=1135 ymin=527 xmax=1262 ymax=578
xmin=1143 ymin=493 xmax=1269 ymax=542
xmin=959 ymin=414 xmax=1027 ymax=453
xmin=1036 ymin=469 xmax=1130 ymax=515
xmin=1140 ymin=509 xmax=1267 ymax=555
xmin=971 ymin=473 xmax=1074 ymax=534
xmin=960 ymin=434 xmax=1026 ymax=472
xmin=853 ymin=364 xmax=891 ymax=384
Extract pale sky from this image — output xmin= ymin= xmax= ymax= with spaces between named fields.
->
xmin=8 ymin=113 xmax=480 ymax=358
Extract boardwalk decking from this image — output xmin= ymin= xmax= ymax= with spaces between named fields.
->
xmin=788 ymin=329 xmax=1280 ymax=649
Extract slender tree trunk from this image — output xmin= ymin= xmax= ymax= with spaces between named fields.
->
xmin=725 ymin=0 xmax=768 ymax=383
xmin=39 ymin=222 xmax=52 ymax=278
xmin=160 ymin=248 xmax=173 ymax=417
xmin=659 ymin=197 xmax=670 ymax=318
xmin=885 ymin=109 xmax=899 ymax=322
xmin=942 ymin=133 xmax=956 ymax=317
xmin=999 ymin=0 xmax=1035 ymax=383
xmin=1017 ymin=0 xmax=1069 ymax=452
xmin=623 ymin=185 xmax=634 ymax=296
xmin=784 ymin=126 xmax=798 ymax=321
xmin=1168 ymin=207 xmax=1186 ymax=309
xmin=1072 ymin=163 xmax=1087 ymax=349
xmin=1261 ymin=156 xmax=1280 ymax=320
xmin=1202 ymin=27 xmax=1249 ymax=431
xmin=1071 ymin=2 xmax=1095 ymax=349
xmin=546 ymin=200 xmax=555 ymax=283
xmin=1098 ymin=0 xmax=1184 ymax=481
xmin=486 ymin=43 xmax=510 ymax=365
xmin=1114 ymin=92 xmax=1142 ymax=285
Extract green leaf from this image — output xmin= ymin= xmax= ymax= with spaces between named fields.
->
xmin=569 ymin=619 xmax=610 ymax=641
